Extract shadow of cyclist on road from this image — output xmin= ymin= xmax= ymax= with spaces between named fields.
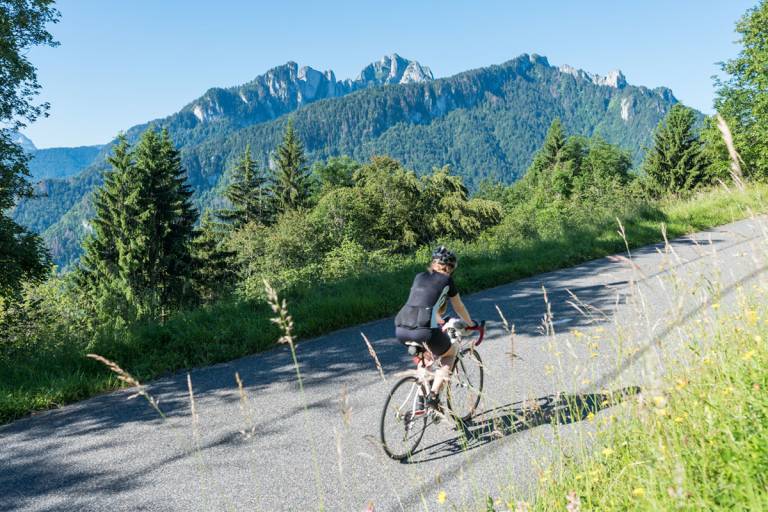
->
xmin=403 ymin=386 xmax=640 ymax=464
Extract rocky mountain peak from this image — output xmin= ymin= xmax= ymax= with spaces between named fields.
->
xmin=11 ymin=131 xmax=36 ymax=152
xmin=187 ymin=54 xmax=434 ymax=124
xmin=558 ymin=64 xmax=626 ymax=89
xmin=356 ymin=53 xmax=433 ymax=86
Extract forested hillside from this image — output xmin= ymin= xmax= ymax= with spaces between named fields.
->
xmin=27 ymin=145 xmax=103 ymax=181
xmin=14 ymin=53 xmax=682 ymax=267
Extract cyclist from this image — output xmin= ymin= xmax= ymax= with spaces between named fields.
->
xmin=394 ymin=246 xmax=477 ymax=410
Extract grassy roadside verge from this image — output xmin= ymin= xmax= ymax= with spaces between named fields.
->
xmin=2 ymin=184 xmax=768 ymax=424
xmin=506 ymin=296 xmax=768 ymax=511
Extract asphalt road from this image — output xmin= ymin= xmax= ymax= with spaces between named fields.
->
xmin=3 ymin=216 xmax=768 ymax=512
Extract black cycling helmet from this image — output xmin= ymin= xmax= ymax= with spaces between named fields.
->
xmin=431 ymin=245 xmax=457 ymax=267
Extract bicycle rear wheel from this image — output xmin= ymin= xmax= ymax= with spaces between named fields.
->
xmin=380 ymin=376 xmax=428 ymax=460
xmin=446 ymin=348 xmax=484 ymax=422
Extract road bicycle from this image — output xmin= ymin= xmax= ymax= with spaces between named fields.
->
xmin=379 ymin=319 xmax=487 ymax=460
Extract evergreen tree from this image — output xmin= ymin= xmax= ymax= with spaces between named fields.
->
xmin=78 ymin=128 xmax=198 ymax=322
xmin=642 ymin=105 xmax=708 ymax=194
xmin=77 ymin=135 xmax=133 ymax=318
xmin=714 ymin=0 xmax=768 ymax=180
xmin=218 ymin=145 xmax=271 ymax=227
xmin=538 ymin=118 xmax=567 ymax=170
xmin=0 ymin=0 xmax=59 ymax=299
xmin=271 ymin=120 xmax=311 ymax=213
xmin=192 ymin=211 xmax=236 ymax=303
xmin=523 ymin=119 xmax=584 ymax=198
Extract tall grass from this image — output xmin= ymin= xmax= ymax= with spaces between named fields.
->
xmin=498 ymin=296 xmax=768 ymax=511
xmin=1 ymin=184 xmax=767 ymax=424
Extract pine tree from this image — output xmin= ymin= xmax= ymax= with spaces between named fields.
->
xmin=77 ymin=135 xmax=134 ymax=318
xmin=192 ymin=211 xmax=236 ymax=303
xmin=642 ymin=105 xmax=708 ymax=194
xmin=78 ymin=128 xmax=198 ymax=322
xmin=538 ymin=118 xmax=567 ymax=170
xmin=271 ymin=120 xmax=310 ymax=213
xmin=524 ymin=119 xmax=583 ymax=198
xmin=218 ymin=145 xmax=271 ymax=227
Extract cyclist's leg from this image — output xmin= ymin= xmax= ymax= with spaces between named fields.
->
xmin=427 ymin=328 xmax=457 ymax=395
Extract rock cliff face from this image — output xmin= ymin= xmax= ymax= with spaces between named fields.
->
xmin=11 ymin=131 xmax=36 ymax=152
xmin=185 ymin=53 xmax=433 ymax=125
xmin=558 ymin=64 xmax=627 ymax=89
xmin=356 ymin=54 xmax=433 ymax=85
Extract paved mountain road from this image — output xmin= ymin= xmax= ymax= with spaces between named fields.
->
xmin=3 ymin=216 xmax=768 ymax=512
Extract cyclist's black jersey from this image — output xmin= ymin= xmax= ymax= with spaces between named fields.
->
xmin=395 ymin=271 xmax=458 ymax=330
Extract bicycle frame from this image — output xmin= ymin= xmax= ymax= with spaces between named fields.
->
xmin=409 ymin=321 xmax=486 ymax=381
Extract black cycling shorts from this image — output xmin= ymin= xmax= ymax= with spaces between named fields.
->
xmin=395 ymin=326 xmax=452 ymax=356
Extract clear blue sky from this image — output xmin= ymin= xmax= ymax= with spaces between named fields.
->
xmin=24 ymin=0 xmax=756 ymax=148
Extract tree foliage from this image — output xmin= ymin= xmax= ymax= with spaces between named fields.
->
xmin=271 ymin=120 xmax=311 ymax=213
xmin=218 ymin=145 xmax=272 ymax=227
xmin=0 ymin=0 xmax=59 ymax=299
xmin=78 ymin=129 xmax=198 ymax=322
xmin=714 ymin=0 xmax=768 ymax=180
xmin=642 ymin=105 xmax=708 ymax=194
xmin=191 ymin=211 xmax=236 ymax=303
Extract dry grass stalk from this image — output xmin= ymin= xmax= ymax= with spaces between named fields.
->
xmin=235 ymin=372 xmax=257 ymax=439
xmin=715 ymin=113 xmax=746 ymax=189
xmin=264 ymin=279 xmax=295 ymax=347
xmin=263 ymin=280 xmax=325 ymax=509
xmin=361 ymin=332 xmax=387 ymax=383
xmin=187 ymin=373 xmax=199 ymax=426
xmin=566 ymin=288 xmax=612 ymax=324
xmin=339 ymin=384 xmax=352 ymax=427
xmin=660 ymin=223 xmax=684 ymax=264
xmin=333 ymin=426 xmax=344 ymax=478
xmin=495 ymin=304 xmax=520 ymax=363
xmin=540 ymin=286 xmax=555 ymax=337
xmin=86 ymin=353 xmax=165 ymax=419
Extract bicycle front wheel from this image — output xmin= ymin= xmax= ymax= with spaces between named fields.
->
xmin=446 ymin=348 xmax=484 ymax=422
xmin=380 ymin=376 xmax=428 ymax=460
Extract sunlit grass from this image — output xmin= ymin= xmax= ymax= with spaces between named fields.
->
xmin=497 ymin=299 xmax=768 ymax=511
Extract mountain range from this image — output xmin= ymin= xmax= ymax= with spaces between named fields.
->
xmin=12 ymin=53 xmax=683 ymax=267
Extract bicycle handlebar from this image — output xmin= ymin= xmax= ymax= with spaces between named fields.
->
xmin=466 ymin=320 xmax=486 ymax=346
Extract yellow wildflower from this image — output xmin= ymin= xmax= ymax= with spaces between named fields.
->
xmin=586 ymin=412 xmax=595 ymax=422
xmin=632 ymin=487 xmax=645 ymax=497
xmin=742 ymin=350 xmax=756 ymax=361
xmin=437 ymin=490 xmax=446 ymax=504
xmin=601 ymin=448 xmax=614 ymax=457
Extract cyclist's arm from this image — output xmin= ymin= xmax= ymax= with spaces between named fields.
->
xmin=449 ymin=294 xmax=474 ymax=325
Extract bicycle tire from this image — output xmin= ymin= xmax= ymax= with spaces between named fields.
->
xmin=379 ymin=376 xmax=429 ymax=460
xmin=446 ymin=347 xmax=484 ymax=422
